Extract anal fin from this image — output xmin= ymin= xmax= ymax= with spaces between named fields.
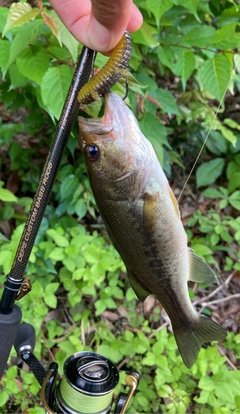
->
xmin=189 ymin=249 xmax=217 ymax=284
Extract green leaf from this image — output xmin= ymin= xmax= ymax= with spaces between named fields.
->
xmin=206 ymin=131 xmax=227 ymax=155
xmin=174 ymin=0 xmax=200 ymax=21
xmin=210 ymin=22 xmax=240 ymax=50
xmin=131 ymin=21 xmax=158 ymax=48
xmin=139 ymin=113 xmax=166 ymax=164
xmin=16 ymin=46 xmax=50 ymax=85
xmin=192 ymin=244 xmax=213 ymax=257
xmin=199 ymin=54 xmax=232 ymax=101
xmin=76 ymin=199 xmax=88 ymax=219
xmin=0 ymin=7 xmax=9 ymax=35
xmin=196 ymin=158 xmax=225 ymax=188
xmin=49 ymin=247 xmax=65 ymax=261
xmin=9 ymin=63 xmax=28 ymax=87
xmin=182 ymin=26 xmax=216 ymax=47
xmin=49 ymin=11 xmax=79 ymax=62
xmin=0 ymin=187 xmax=18 ymax=202
xmin=173 ymin=50 xmax=195 ymax=88
xmin=45 ymin=282 xmax=59 ymax=296
xmin=2 ymin=2 xmax=39 ymax=37
xmin=149 ymin=89 xmax=181 ymax=115
xmin=228 ymin=172 xmax=240 ymax=193
xmin=60 ymin=175 xmax=79 ymax=201
xmin=199 ymin=375 xmax=215 ymax=391
xmin=46 ymin=229 xmax=69 ymax=247
xmin=41 ymin=65 xmax=73 ymax=119
xmin=203 ymin=188 xmax=224 ymax=199
xmin=43 ymin=12 xmax=61 ymax=46
xmin=229 ymin=191 xmax=240 ymax=210
xmin=146 ymin=0 xmax=174 ymax=23
xmin=157 ymin=45 xmax=175 ymax=70
xmin=0 ymin=39 xmax=11 ymax=76
xmin=7 ymin=19 xmax=43 ymax=68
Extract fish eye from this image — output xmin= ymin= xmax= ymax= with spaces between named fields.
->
xmin=85 ymin=144 xmax=100 ymax=161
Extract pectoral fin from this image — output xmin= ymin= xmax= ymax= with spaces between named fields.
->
xmin=143 ymin=192 xmax=159 ymax=234
xmin=188 ymin=249 xmax=217 ymax=284
xmin=128 ymin=269 xmax=150 ymax=302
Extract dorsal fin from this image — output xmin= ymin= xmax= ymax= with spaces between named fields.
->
xmin=168 ymin=185 xmax=180 ymax=218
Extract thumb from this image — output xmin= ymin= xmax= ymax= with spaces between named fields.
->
xmin=88 ymin=0 xmax=141 ymax=52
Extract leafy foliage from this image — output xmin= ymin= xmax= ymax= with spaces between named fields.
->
xmin=0 ymin=0 xmax=240 ymax=413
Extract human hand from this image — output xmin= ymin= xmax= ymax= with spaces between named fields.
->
xmin=49 ymin=0 xmax=142 ymax=54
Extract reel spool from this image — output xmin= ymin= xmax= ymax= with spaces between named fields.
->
xmin=42 ymin=352 xmax=119 ymax=414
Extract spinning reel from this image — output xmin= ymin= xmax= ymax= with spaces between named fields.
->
xmin=15 ymin=323 xmax=139 ymax=414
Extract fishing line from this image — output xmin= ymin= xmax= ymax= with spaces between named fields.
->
xmin=178 ymin=53 xmax=240 ymax=203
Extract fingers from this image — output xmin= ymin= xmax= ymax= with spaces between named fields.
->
xmin=49 ymin=0 xmax=142 ymax=53
xmin=89 ymin=0 xmax=142 ymax=52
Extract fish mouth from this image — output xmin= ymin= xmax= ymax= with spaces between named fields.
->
xmin=78 ymin=93 xmax=130 ymax=132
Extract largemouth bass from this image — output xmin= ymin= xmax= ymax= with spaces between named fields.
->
xmin=78 ymin=92 xmax=227 ymax=368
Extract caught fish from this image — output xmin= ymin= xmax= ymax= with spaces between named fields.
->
xmin=78 ymin=92 xmax=227 ymax=368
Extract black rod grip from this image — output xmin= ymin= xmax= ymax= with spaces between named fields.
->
xmin=0 ymin=305 xmax=22 ymax=379
xmin=14 ymin=323 xmax=36 ymax=354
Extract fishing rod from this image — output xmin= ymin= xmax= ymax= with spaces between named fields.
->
xmin=0 ymin=44 xmax=139 ymax=412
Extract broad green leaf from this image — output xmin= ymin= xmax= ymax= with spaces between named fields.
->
xmin=7 ymin=19 xmax=43 ymax=68
xmin=0 ymin=188 xmax=17 ymax=202
xmin=196 ymin=158 xmax=225 ymax=188
xmin=76 ymin=199 xmax=88 ymax=219
xmin=43 ymin=12 xmax=61 ymax=46
xmin=46 ymin=229 xmax=69 ymax=247
xmin=9 ymin=63 xmax=28 ymax=87
xmin=60 ymin=175 xmax=79 ymax=201
xmin=139 ymin=113 xmax=166 ymax=164
xmin=131 ymin=21 xmax=158 ymax=48
xmin=228 ymin=172 xmax=240 ymax=193
xmin=224 ymin=118 xmax=240 ymax=132
xmin=182 ymin=26 xmax=216 ymax=47
xmin=217 ymin=123 xmax=237 ymax=146
xmin=206 ymin=131 xmax=227 ymax=155
xmin=49 ymin=11 xmax=79 ymax=62
xmin=146 ymin=0 xmax=174 ymax=23
xmin=0 ymin=7 xmax=9 ymax=34
xmin=16 ymin=47 xmax=50 ymax=85
xmin=0 ymin=39 xmax=11 ymax=76
xmin=157 ymin=45 xmax=175 ymax=70
xmin=229 ymin=191 xmax=240 ymax=210
xmin=203 ymin=188 xmax=224 ymax=199
xmin=45 ymin=282 xmax=59 ymax=296
xmin=174 ymin=0 xmax=200 ymax=21
xmin=149 ymin=89 xmax=181 ymax=115
xmin=41 ymin=65 xmax=73 ymax=119
xmin=199 ymin=54 xmax=232 ymax=101
xmin=49 ymin=247 xmax=65 ymax=261
xmin=2 ymin=2 xmax=39 ymax=37
xmin=173 ymin=50 xmax=195 ymax=88
xmin=210 ymin=22 xmax=240 ymax=50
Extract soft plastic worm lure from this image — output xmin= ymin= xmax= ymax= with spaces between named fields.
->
xmin=78 ymin=31 xmax=132 ymax=104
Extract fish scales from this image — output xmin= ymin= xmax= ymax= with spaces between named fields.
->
xmin=78 ymin=92 xmax=227 ymax=368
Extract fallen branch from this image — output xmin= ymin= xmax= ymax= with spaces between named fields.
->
xmin=193 ymin=271 xmax=234 ymax=306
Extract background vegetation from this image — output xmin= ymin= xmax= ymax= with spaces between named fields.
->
xmin=0 ymin=0 xmax=240 ymax=412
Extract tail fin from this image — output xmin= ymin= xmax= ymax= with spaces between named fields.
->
xmin=173 ymin=316 xmax=227 ymax=368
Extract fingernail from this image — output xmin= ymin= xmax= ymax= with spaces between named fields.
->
xmin=88 ymin=17 xmax=112 ymax=52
